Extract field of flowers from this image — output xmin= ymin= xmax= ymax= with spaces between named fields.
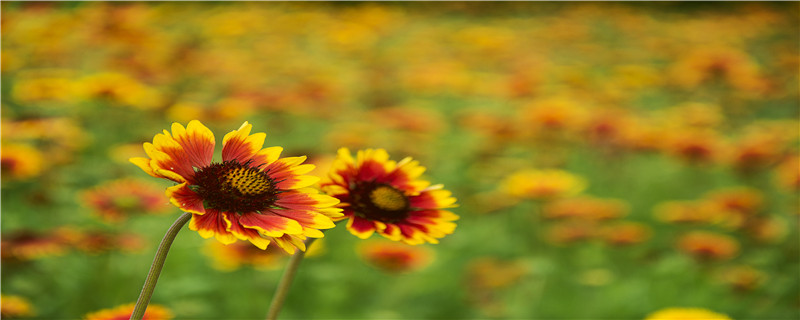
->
xmin=1 ymin=2 xmax=798 ymax=320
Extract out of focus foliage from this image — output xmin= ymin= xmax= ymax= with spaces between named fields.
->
xmin=1 ymin=2 xmax=798 ymax=319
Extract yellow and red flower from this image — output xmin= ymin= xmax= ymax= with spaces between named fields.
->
xmin=1 ymin=230 xmax=70 ymax=262
xmin=358 ymin=240 xmax=433 ymax=273
xmin=80 ymin=178 xmax=171 ymax=222
xmin=0 ymin=143 xmax=44 ymax=181
xmin=542 ymin=196 xmax=629 ymax=221
xmin=599 ymin=221 xmax=652 ymax=246
xmin=1 ymin=294 xmax=35 ymax=318
xmin=645 ymin=307 xmax=732 ymax=320
xmin=774 ymin=154 xmax=800 ymax=192
xmin=502 ymin=169 xmax=587 ymax=201
xmin=718 ymin=265 xmax=767 ymax=292
xmin=677 ymin=231 xmax=740 ymax=261
xmin=203 ymin=240 xmax=289 ymax=271
xmin=84 ymin=303 xmax=172 ymax=320
xmin=320 ymin=148 xmax=458 ymax=245
xmin=130 ymin=120 xmax=342 ymax=253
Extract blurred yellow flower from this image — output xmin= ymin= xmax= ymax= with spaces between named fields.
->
xmin=75 ymin=72 xmax=163 ymax=109
xmin=670 ymin=46 xmax=768 ymax=94
xmin=645 ymin=307 xmax=732 ymax=320
xmin=718 ymin=265 xmax=767 ymax=292
xmin=84 ymin=303 xmax=173 ymax=320
xmin=1 ymin=294 xmax=35 ymax=318
xmin=677 ymin=231 xmax=740 ymax=261
xmin=662 ymin=128 xmax=726 ymax=164
xmin=11 ymin=72 xmax=76 ymax=104
xmin=0 ymin=143 xmax=45 ymax=180
xmin=357 ymin=240 xmax=433 ymax=273
xmin=466 ymin=257 xmax=529 ymax=290
xmin=599 ymin=221 xmax=652 ymax=246
xmin=79 ymin=178 xmax=172 ymax=223
xmin=543 ymin=196 xmax=629 ymax=220
xmin=546 ymin=221 xmax=597 ymax=245
xmin=203 ymin=240 xmax=288 ymax=272
xmin=502 ymin=169 xmax=587 ymax=200
xmin=1 ymin=230 xmax=70 ymax=262
xmin=773 ymin=154 xmax=800 ymax=192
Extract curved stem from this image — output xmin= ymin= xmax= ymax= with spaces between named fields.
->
xmin=266 ymin=238 xmax=317 ymax=320
xmin=130 ymin=212 xmax=192 ymax=320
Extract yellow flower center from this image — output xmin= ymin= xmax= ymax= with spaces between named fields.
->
xmin=223 ymin=166 xmax=273 ymax=196
xmin=369 ymin=185 xmax=408 ymax=212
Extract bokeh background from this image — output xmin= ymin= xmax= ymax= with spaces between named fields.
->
xmin=1 ymin=2 xmax=799 ymax=319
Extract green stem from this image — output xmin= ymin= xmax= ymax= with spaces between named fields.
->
xmin=266 ymin=238 xmax=317 ymax=320
xmin=130 ymin=212 xmax=192 ymax=320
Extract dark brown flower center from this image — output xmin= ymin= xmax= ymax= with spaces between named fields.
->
xmin=191 ymin=161 xmax=278 ymax=214
xmin=352 ymin=182 xmax=410 ymax=223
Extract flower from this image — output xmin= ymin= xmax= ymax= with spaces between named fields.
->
xmin=542 ymin=196 xmax=629 ymax=220
xmin=10 ymin=69 xmax=76 ymax=104
xmin=520 ymin=97 xmax=587 ymax=133
xmin=502 ymin=169 xmax=586 ymax=200
xmin=320 ymin=148 xmax=458 ymax=245
xmin=644 ymin=307 xmax=732 ymax=320
xmin=466 ymin=257 xmax=529 ymax=290
xmin=654 ymin=200 xmax=720 ymax=225
xmin=545 ymin=221 xmax=597 ymax=245
xmin=358 ymin=240 xmax=433 ymax=273
xmin=677 ymin=231 xmax=740 ymax=261
xmin=130 ymin=120 xmax=342 ymax=253
xmin=0 ymin=143 xmax=44 ymax=181
xmin=1 ymin=230 xmax=70 ymax=262
xmin=67 ymin=229 xmax=145 ymax=254
xmin=203 ymin=240 xmax=288 ymax=271
xmin=702 ymin=187 xmax=763 ymax=228
xmin=661 ymin=129 xmax=726 ymax=164
xmin=599 ymin=221 xmax=652 ymax=246
xmin=718 ymin=265 xmax=767 ymax=291
xmin=84 ymin=303 xmax=173 ymax=320
xmin=1 ymin=294 xmax=35 ymax=318
xmin=74 ymin=72 xmax=163 ymax=110
xmin=774 ymin=154 xmax=800 ymax=192
xmin=80 ymin=178 xmax=171 ymax=222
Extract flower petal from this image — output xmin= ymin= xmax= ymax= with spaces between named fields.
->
xmin=222 ymin=121 xmax=268 ymax=164
xmin=166 ymin=183 xmax=206 ymax=215
xmin=225 ymin=212 xmax=272 ymax=249
xmin=130 ymin=156 xmax=159 ymax=178
xmin=189 ymin=210 xmax=236 ymax=245
xmin=238 ymin=212 xmax=303 ymax=237
xmin=347 ymin=216 xmax=376 ymax=239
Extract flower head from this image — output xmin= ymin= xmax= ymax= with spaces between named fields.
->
xmin=1 ymin=294 xmax=35 ymax=318
xmin=645 ymin=307 xmax=732 ymax=320
xmin=502 ymin=169 xmax=587 ymax=200
xmin=677 ymin=231 xmax=740 ymax=261
xmin=203 ymin=240 xmax=289 ymax=271
xmin=130 ymin=120 xmax=342 ymax=253
xmin=599 ymin=221 xmax=652 ymax=246
xmin=1 ymin=230 xmax=70 ymax=262
xmin=358 ymin=240 xmax=433 ymax=273
xmin=80 ymin=178 xmax=171 ymax=222
xmin=1 ymin=143 xmax=44 ymax=181
xmin=718 ymin=265 xmax=767 ymax=291
xmin=321 ymin=148 xmax=458 ymax=245
xmin=543 ymin=196 xmax=629 ymax=220
xmin=84 ymin=303 xmax=172 ymax=320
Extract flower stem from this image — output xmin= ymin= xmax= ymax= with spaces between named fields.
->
xmin=130 ymin=212 xmax=192 ymax=320
xmin=266 ymin=238 xmax=317 ymax=320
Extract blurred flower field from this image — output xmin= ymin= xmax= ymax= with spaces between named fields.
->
xmin=1 ymin=2 xmax=799 ymax=319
